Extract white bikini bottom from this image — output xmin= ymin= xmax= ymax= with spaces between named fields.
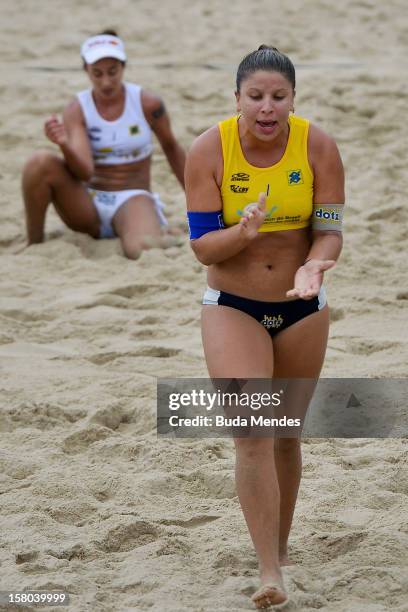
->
xmin=87 ymin=188 xmax=167 ymax=238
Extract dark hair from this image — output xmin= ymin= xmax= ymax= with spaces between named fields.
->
xmin=98 ymin=29 xmax=119 ymax=37
xmin=236 ymin=45 xmax=296 ymax=92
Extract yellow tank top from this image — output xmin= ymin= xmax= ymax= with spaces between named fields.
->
xmin=219 ymin=115 xmax=313 ymax=232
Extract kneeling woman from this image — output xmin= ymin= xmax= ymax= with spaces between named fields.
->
xmin=185 ymin=46 xmax=344 ymax=609
xmin=22 ymin=30 xmax=185 ymax=258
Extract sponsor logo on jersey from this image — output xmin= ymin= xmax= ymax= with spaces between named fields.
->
xmin=262 ymin=314 xmax=284 ymax=330
xmin=230 ymin=172 xmax=250 ymax=181
xmin=88 ymin=127 xmax=101 ymax=141
xmin=242 ymin=203 xmax=259 ymax=215
xmin=236 ymin=204 xmax=279 ymax=218
xmin=263 ymin=206 xmax=279 ymax=221
xmin=287 ymin=169 xmax=303 ymax=185
xmin=129 ymin=125 xmax=140 ymax=135
xmin=230 ymin=185 xmax=249 ymax=193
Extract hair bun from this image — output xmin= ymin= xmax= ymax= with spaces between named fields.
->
xmin=257 ymin=44 xmax=280 ymax=53
xmin=99 ymin=29 xmax=119 ymax=37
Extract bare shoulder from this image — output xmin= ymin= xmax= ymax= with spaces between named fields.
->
xmin=187 ymin=125 xmax=223 ymax=183
xmin=186 ymin=125 xmax=224 ymax=211
xmin=308 ymin=123 xmax=344 ymax=200
xmin=188 ymin=125 xmax=222 ymax=164
xmin=189 ymin=125 xmax=221 ymax=153
xmin=63 ymin=97 xmax=85 ymax=125
xmin=308 ymin=123 xmax=342 ymax=166
xmin=140 ymin=88 xmax=166 ymax=120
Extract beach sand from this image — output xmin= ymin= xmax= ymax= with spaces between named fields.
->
xmin=0 ymin=0 xmax=407 ymax=610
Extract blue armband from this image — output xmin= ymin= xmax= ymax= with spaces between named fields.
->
xmin=187 ymin=210 xmax=225 ymax=239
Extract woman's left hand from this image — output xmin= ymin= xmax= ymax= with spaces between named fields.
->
xmin=286 ymin=259 xmax=336 ymax=300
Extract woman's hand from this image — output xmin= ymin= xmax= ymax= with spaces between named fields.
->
xmin=44 ymin=115 xmax=68 ymax=146
xmin=239 ymin=192 xmax=267 ymax=239
xmin=286 ymin=259 xmax=336 ymax=300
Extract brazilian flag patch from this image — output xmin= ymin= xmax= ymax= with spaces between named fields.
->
xmin=129 ymin=125 xmax=139 ymax=135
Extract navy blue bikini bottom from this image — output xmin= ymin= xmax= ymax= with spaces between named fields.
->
xmin=203 ymin=286 xmax=327 ymax=338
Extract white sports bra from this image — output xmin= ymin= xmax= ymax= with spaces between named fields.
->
xmin=76 ymin=82 xmax=153 ymax=165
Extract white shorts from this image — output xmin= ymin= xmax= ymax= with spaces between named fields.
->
xmin=87 ymin=188 xmax=168 ymax=238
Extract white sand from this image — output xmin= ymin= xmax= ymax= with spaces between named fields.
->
xmin=0 ymin=1 xmax=407 ymax=610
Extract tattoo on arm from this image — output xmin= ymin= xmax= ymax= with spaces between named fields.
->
xmin=152 ymin=101 xmax=166 ymax=120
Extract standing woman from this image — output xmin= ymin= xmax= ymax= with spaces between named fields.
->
xmin=185 ymin=46 xmax=344 ymax=609
xmin=22 ymin=30 xmax=185 ymax=258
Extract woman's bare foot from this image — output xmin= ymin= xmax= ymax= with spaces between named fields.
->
xmin=252 ymin=571 xmax=288 ymax=610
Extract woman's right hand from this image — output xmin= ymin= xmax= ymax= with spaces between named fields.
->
xmin=44 ymin=115 xmax=68 ymax=146
xmin=239 ymin=192 xmax=267 ymax=239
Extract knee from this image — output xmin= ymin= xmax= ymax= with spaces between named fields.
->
xmin=275 ymin=438 xmax=301 ymax=455
xmin=121 ymin=234 xmax=156 ymax=260
xmin=123 ymin=247 xmax=142 ymax=260
xmin=22 ymin=150 xmax=63 ymax=182
xmin=234 ymin=437 xmax=275 ymax=460
xmin=121 ymin=238 xmax=143 ymax=260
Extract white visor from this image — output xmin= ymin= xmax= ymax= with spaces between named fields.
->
xmin=81 ymin=35 xmax=126 ymax=64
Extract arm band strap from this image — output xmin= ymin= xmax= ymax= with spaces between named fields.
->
xmin=187 ymin=210 xmax=225 ymax=240
xmin=312 ymin=204 xmax=344 ymax=231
